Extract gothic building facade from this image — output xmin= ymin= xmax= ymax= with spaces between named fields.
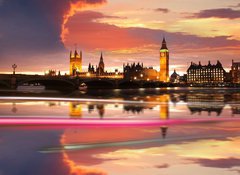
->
xmin=160 ymin=38 xmax=169 ymax=82
xmin=86 ymin=52 xmax=123 ymax=78
xmin=187 ymin=61 xmax=226 ymax=84
xmin=69 ymin=50 xmax=82 ymax=76
xmin=88 ymin=53 xmax=106 ymax=76
xmin=123 ymin=62 xmax=158 ymax=80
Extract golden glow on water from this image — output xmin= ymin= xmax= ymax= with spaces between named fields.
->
xmin=159 ymin=95 xmax=169 ymax=120
xmin=69 ymin=102 xmax=82 ymax=118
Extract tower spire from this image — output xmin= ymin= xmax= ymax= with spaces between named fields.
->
xmin=161 ymin=37 xmax=168 ymax=50
xmin=74 ymin=43 xmax=78 ymax=57
xmin=100 ymin=52 xmax=103 ymax=62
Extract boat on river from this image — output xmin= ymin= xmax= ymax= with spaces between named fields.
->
xmin=79 ymin=83 xmax=87 ymax=91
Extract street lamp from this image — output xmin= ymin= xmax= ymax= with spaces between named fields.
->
xmin=12 ymin=64 xmax=17 ymax=75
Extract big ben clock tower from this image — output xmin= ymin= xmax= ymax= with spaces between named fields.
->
xmin=160 ymin=37 xmax=169 ymax=82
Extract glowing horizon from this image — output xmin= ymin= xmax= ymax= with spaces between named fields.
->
xmin=0 ymin=0 xmax=239 ymax=74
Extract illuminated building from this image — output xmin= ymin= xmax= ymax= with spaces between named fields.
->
xmin=123 ymin=62 xmax=158 ymax=80
xmin=231 ymin=60 xmax=240 ymax=83
xmin=187 ymin=61 xmax=225 ymax=84
xmin=159 ymin=37 xmax=169 ymax=82
xmin=69 ymin=50 xmax=82 ymax=76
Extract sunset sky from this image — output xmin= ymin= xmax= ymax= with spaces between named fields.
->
xmin=0 ymin=0 xmax=240 ymax=75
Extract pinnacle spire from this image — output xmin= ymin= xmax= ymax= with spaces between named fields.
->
xmin=161 ymin=37 xmax=168 ymax=50
xmin=100 ymin=52 xmax=103 ymax=62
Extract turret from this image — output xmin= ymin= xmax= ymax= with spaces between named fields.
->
xmin=69 ymin=49 xmax=82 ymax=76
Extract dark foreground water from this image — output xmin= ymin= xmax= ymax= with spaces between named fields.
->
xmin=0 ymin=88 xmax=240 ymax=175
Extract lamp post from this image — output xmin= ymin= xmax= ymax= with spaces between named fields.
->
xmin=12 ymin=64 xmax=17 ymax=75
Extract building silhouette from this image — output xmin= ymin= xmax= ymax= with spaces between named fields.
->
xmin=70 ymin=50 xmax=82 ymax=76
xmin=160 ymin=37 xmax=169 ymax=82
xmin=123 ymin=62 xmax=158 ymax=80
xmin=88 ymin=52 xmax=106 ymax=76
xmin=97 ymin=52 xmax=105 ymax=75
xmin=75 ymin=52 xmax=123 ymax=79
xmin=68 ymin=38 xmax=171 ymax=81
xmin=170 ymin=70 xmax=180 ymax=83
xmin=187 ymin=60 xmax=225 ymax=84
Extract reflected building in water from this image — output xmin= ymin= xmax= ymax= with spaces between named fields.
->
xmin=230 ymin=104 xmax=240 ymax=116
xmin=69 ymin=102 xmax=82 ymax=118
xmin=123 ymin=105 xmax=144 ymax=114
xmin=96 ymin=104 xmax=105 ymax=118
xmin=158 ymin=95 xmax=169 ymax=120
xmin=158 ymin=95 xmax=169 ymax=138
xmin=186 ymin=93 xmax=225 ymax=116
xmin=70 ymin=102 xmax=105 ymax=118
xmin=11 ymin=103 xmax=17 ymax=113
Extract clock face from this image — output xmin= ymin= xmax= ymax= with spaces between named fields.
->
xmin=161 ymin=52 xmax=165 ymax=57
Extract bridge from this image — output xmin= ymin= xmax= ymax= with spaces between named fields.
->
xmin=0 ymin=74 xmax=168 ymax=90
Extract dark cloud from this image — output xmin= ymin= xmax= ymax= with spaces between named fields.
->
xmin=0 ymin=0 xmax=68 ymax=56
xmin=0 ymin=0 xmax=106 ymax=71
xmin=155 ymin=163 xmax=169 ymax=168
xmin=190 ymin=158 xmax=240 ymax=168
xmin=189 ymin=8 xmax=240 ymax=19
xmin=0 ymin=0 xmax=107 ymax=57
xmin=154 ymin=8 xmax=170 ymax=13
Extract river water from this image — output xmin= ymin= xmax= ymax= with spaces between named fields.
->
xmin=0 ymin=88 xmax=239 ymax=175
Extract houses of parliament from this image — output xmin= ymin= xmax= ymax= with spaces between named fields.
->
xmin=69 ymin=37 xmax=170 ymax=82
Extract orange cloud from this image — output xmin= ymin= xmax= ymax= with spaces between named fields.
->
xmin=63 ymin=152 xmax=107 ymax=175
xmin=61 ymin=0 xmax=107 ymax=42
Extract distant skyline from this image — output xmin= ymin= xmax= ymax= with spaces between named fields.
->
xmin=0 ymin=0 xmax=240 ymax=75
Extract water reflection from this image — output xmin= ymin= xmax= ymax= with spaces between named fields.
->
xmin=186 ymin=93 xmax=225 ymax=116
xmin=0 ymin=88 xmax=240 ymax=175
xmin=55 ymin=121 xmax=240 ymax=175
xmin=1 ymin=91 xmax=240 ymax=119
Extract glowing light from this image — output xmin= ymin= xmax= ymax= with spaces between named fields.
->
xmin=160 ymin=49 xmax=169 ymax=53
